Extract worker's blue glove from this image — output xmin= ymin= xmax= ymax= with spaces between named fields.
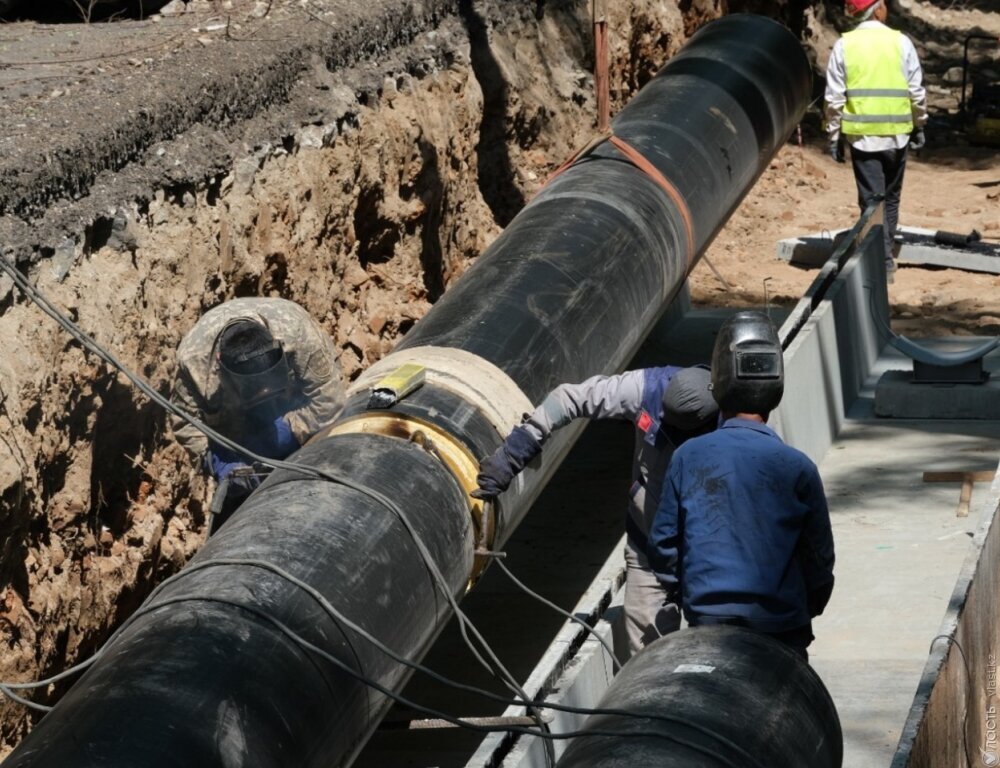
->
xmin=271 ymin=416 xmax=299 ymax=457
xmin=471 ymin=425 xmax=542 ymax=500
xmin=829 ymin=136 xmax=845 ymax=164
xmin=908 ymin=128 xmax=926 ymax=151
xmin=207 ymin=449 xmax=261 ymax=496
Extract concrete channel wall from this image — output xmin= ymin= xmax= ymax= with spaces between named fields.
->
xmin=891 ymin=476 xmax=1000 ymax=767
xmin=771 ymin=205 xmax=890 ymax=463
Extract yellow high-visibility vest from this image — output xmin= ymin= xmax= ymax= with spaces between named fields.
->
xmin=842 ymin=27 xmax=913 ymax=136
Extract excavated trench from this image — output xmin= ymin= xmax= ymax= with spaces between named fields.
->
xmin=0 ymin=0 xmax=823 ymax=757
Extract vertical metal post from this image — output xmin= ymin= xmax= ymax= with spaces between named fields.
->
xmin=593 ymin=0 xmax=610 ymax=133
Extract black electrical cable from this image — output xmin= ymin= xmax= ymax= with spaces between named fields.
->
xmin=0 ymin=253 xmax=552 ymax=751
xmin=119 ymin=590 xmax=767 ymax=768
xmin=0 ymin=255 xmax=761 ymax=768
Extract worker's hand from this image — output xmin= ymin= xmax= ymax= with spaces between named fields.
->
xmin=208 ymin=450 xmax=245 ymax=481
xmin=471 ymin=425 xmax=542 ymax=500
xmin=908 ymin=128 xmax=926 ymax=151
xmin=271 ymin=416 xmax=299 ymax=457
xmin=205 ymin=446 xmax=260 ymax=493
xmin=207 ymin=450 xmax=261 ymax=495
xmin=828 ymin=136 xmax=845 ymax=164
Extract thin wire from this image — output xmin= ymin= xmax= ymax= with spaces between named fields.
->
xmin=0 ymin=552 xmax=765 ymax=767
xmin=138 ymin=558 xmax=603 ymax=712
xmin=0 ymin=685 xmax=51 ymax=713
xmin=493 ymin=558 xmax=622 ymax=673
xmin=929 ymin=634 xmax=975 ymax=768
xmin=114 ymin=557 xmax=768 ymax=765
xmin=0 ymin=655 xmax=100 ymax=690
xmin=0 ymin=253 xmax=549 ymax=746
xmin=121 ymin=591 xmax=766 ymax=766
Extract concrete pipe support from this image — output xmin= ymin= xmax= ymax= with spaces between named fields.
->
xmin=7 ymin=14 xmax=810 ymax=768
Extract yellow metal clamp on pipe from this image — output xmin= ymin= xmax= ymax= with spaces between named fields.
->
xmin=315 ymin=360 xmax=499 ymax=588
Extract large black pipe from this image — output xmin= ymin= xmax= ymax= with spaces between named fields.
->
xmin=554 ymin=626 xmax=843 ymax=768
xmin=397 ymin=12 xmax=811 ymax=542
xmin=7 ymin=15 xmax=810 ymax=768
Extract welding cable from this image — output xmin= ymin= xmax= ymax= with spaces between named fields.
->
xmin=0 ymin=653 xmax=104 ymax=712
xmin=94 ymin=554 xmax=769 ymax=768
xmin=0 ymin=253 xmax=552 ymax=749
xmin=117 ymin=590 xmax=768 ymax=768
xmin=0 ymin=253 xmax=534 ymax=692
xmin=0 ymin=550 xmax=513 ymax=716
xmin=120 ymin=558 xmax=616 ymax=717
xmin=0 ymin=685 xmax=50 ymax=714
xmin=0 ymin=548 xmax=772 ymax=767
xmin=492 ymin=558 xmax=622 ymax=672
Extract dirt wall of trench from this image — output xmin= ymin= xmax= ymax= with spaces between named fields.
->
xmin=0 ymin=0 xmax=819 ymax=754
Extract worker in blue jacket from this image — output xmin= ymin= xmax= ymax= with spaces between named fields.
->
xmin=648 ymin=311 xmax=835 ymax=658
xmin=473 ymin=365 xmax=718 ymax=655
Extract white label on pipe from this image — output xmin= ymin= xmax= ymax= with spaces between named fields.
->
xmin=672 ymin=664 xmax=715 ymax=674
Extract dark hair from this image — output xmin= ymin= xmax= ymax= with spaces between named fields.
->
xmin=218 ymin=320 xmax=282 ymax=375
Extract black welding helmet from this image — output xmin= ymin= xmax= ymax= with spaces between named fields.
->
xmin=217 ymin=319 xmax=290 ymax=410
xmin=709 ymin=311 xmax=784 ymax=415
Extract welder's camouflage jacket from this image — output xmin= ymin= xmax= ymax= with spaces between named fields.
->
xmin=170 ymin=297 xmax=345 ymax=461
xmin=521 ymin=367 xmax=683 ymax=564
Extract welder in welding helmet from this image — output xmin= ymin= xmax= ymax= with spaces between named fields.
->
xmin=709 ymin=310 xmax=784 ymax=418
xmin=215 ymin=317 xmax=301 ymax=463
xmin=217 ymin=319 xmax=291 ymax=412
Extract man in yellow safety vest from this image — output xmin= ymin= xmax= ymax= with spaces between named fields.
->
xmin=824 ymin=0 xmax=927 ymax=282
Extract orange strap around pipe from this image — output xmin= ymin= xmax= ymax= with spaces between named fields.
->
xmin=607 ymin=134 xmax=696 ymax=261
xmin=536 ymin=133 xmax=697 ymax=261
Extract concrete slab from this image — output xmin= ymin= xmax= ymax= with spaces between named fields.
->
xmin=811 ymin=365 xmax=1000 ymax=768
xmin=778 ymin=226 xmax=1000 ymax=274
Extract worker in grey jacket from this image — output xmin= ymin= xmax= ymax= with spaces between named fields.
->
xmin=171 ymin=298 xmax=345 ymax=524
xmin=473 ymin=366 xmax=718 ymax=654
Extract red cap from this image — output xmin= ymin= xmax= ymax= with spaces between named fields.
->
xmin=845 ymin=0 xmax=879 ymax=15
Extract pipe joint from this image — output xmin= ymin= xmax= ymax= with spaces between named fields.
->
xmin=321 ymin=412 xmax=495 ymax=587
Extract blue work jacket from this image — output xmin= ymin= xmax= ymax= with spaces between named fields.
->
xmin=648 ymin=418 xmax=835 ymax=633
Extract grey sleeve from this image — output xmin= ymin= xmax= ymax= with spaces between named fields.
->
xmin=901 ymin=35 xmax=928 ymax=128
xmin=824 ymin=40 xmax=847 ymax=140
xmin=521 ymin=370 xmax=645 ymax=444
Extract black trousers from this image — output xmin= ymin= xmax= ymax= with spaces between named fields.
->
xmin=850 ymin=145 xmax=908 ymax=266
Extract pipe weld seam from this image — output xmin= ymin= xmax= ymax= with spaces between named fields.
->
xmin=319 ymin=412 xmax=494 ymax=587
